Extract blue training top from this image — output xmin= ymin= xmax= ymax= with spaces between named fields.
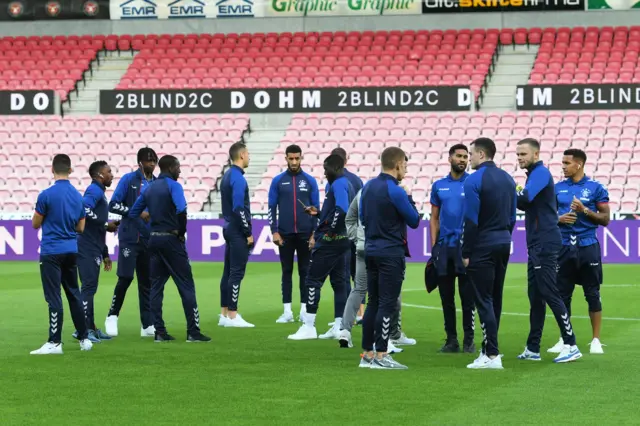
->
xmin=556 ymin=176 xmax=609 ymax=247
xmin=77 ymin=179 xmax=109 ymax=258
xmin=268 ymin=169 xmax=319 ymax=236
xmin=462 ymin=161 xmax=516 ymax=258
xmin=35 ymin=180 xmax=85 ymax=256
xmin=360 ymin=173 xmax=420 ymax=258
xmin=220 ymin=164 xmax=252 ymax=237
xmin=517 ymin=161 xmax=562 ymax=247
xmin=430 ymin=172 xmax=469 ymax=248
xmin=129 ymin=172 xmax=188 ymax=235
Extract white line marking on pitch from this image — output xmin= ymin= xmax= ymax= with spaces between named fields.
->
xmin=401 ymin=303 xmax=640 ymax=322
xmin=402 ymin=284 xmax=638 ymax=293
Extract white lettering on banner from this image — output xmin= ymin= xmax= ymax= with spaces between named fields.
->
xmin=202 ymin=225 xmax=224 ymax=255
xmin=422 ymin=226 xmax=431 ymax=257
xmin=0 ymin=226 xmax=24 ymax=255
xmin=10 ymin=94 xmax=25 ymax=111
xmin=279 ymin=90 xmax=294 ymax=109
xmin=603 ymin=226 xmax=629 ymax=257
xmin=303 ymin=90 xmax=321 ymax=108
xmin=37 ymin=228 xmax=42 ymax=254
xmin=252 ymin=226 xmax=279 ymax=255
xmin=254 ymin=91 xmax=270 ymax=109
xmin=106 ymin=233 xmax=119 ymax=256
xmin=230 ymin=92 xmax=246 ymax=109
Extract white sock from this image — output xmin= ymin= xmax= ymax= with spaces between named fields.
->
xmin=304 ymin=313 xmax=316 ymax=327
xmin=284 ymin=303 xmax=292 ymax=314
xmin=334 ymin=317 xmax=342 ymax=328
xmin=300 ymin=303 xmax=307 ymax=313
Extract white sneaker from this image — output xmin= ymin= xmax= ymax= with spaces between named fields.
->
xmin=387 ymin=341 xmax=404 ymax=354
xmin=554 ymin=345 xmax=582 ymax=363
xmin=469 ymin=352 xmax=488 ymax=367
xmin=468 ymin=354 xmax=503 ymax=369
xmin=141 ymin=326 xmax=155 ymax=337
xmin=327 ymin=321 xmax=335 ymax=326
xmin=288 ymin=324 xmax=318 ymax=340
xmin=338 ymin=329 xmax=353 ymax=348
xmin=276 ymin=312 xmax=294 ymax=324
xmin=517 ymin=347 xmax=542 ymax=361
xmin=391 ymin=332 xmax=417 ymax=346
xmin=30 ymin=342 xmax=63 ymax=355
xmin=547 ymin=337 xmax=564 ymax=353
xmin=319 ymin=325 xmax=340 ymax=339
xmin=218 ymin=314 xmax=228 ymax=327
xmin=79 ymin=339 xmax=93 ymax=351
xmin=589 ymin=338 xmax=605 ymax=354
xmin=105 ymin=315 xmax=118 ymax=337
xmin=225 ymin=314 xmax=255 ymax=328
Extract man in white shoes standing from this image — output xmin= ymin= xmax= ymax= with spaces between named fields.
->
xmin=268 ymin=144 xmax=320 ymax=324
xmin=288 ymin=154 xmax=352 ymax=341
xmin=218 ymin=142 xmax=255 ymax=328
xmin=338 ymin=187 xmax=412 ymax=355
xmin=462 ymin=139 xmax=515 ymax=370
xmin=31 ymin=154 xmax=93 ymax=355
xmin=104 ymin=147 xmax=157 ymax=338
xmin=549 ymin=149 xmax=610 ymax=355
xmin=515 ymin=139 xmax=582 ymax=364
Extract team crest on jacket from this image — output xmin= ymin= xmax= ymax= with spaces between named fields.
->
xmin=298 ymin=180 xmax=308 ymax=192
xmin=122 ymin=248 xmax=131 ymax=258
xmin=581 ymin=188 xmax=591 ymax=200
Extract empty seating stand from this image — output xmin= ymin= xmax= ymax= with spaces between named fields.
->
xmin=0 ymin=35 xmax=103 ymax=101
xmin=114 ymin=30 xmax=499 ymax=99
xmin=250 ymin=111 xmax=640 ymax=213
xmin=496 ymin=26 xmax=640 ymax=85
xmin=0 ymin=115 xmax=249 ymax=213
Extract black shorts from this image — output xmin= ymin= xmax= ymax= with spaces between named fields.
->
xmin=557 ymin=243 xmax=603 ymax=291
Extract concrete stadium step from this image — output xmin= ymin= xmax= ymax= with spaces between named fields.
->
xmin=62 ymin=51 xmax=135 ymax=116
xmin=480 ymin=45 xmax=539 ymax=111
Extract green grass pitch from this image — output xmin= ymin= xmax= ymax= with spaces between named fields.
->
xmin=0 ymin=262 xmax=639 ymax=425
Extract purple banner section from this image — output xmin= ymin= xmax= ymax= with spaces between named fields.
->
xmin=0 ymin=220 xmax=638 ymax=263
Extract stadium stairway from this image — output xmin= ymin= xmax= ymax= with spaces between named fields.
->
xmin=480 ymin=45 xmax=539 ymax=112
xmin=63 ymin=51 xmax=135 ymax=115
xmin=204 ymin=113 xmax=292 ymax=213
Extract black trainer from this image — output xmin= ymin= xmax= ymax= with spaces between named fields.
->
xmin=463 ymin=337 xmax=476 ymax=354
xmin=439 ymin=339 xmax=460 ymax=353
xmin=154 ymin=332 xmax=175 ymax=343
xmin=187 ymin=332 xmax=211 ymax=343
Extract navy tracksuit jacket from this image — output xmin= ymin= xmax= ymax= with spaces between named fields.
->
xmin=219 ymin=164 xmax=252 ymax=311
xmin=107 ymin=168 xmax=154 ymax=328
xmin=304 ymin=175 xmax=352 ymax=318
xmin=129 ymin=172 xmax=201 ymax=335
xmin=462 ymin=161 xmax=516 ymax=357
xmin=343 ymin=168 xmax=363 ymax=282
xmin=359 ymin=173 xmax=420 ymax=353
xmin=77 ymin=180 xmax=110 ymax=331
xmin=268 ymin=169 xmax=319 ymax=305
xmin=517 ymin=161 xmax=576 ymax=352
